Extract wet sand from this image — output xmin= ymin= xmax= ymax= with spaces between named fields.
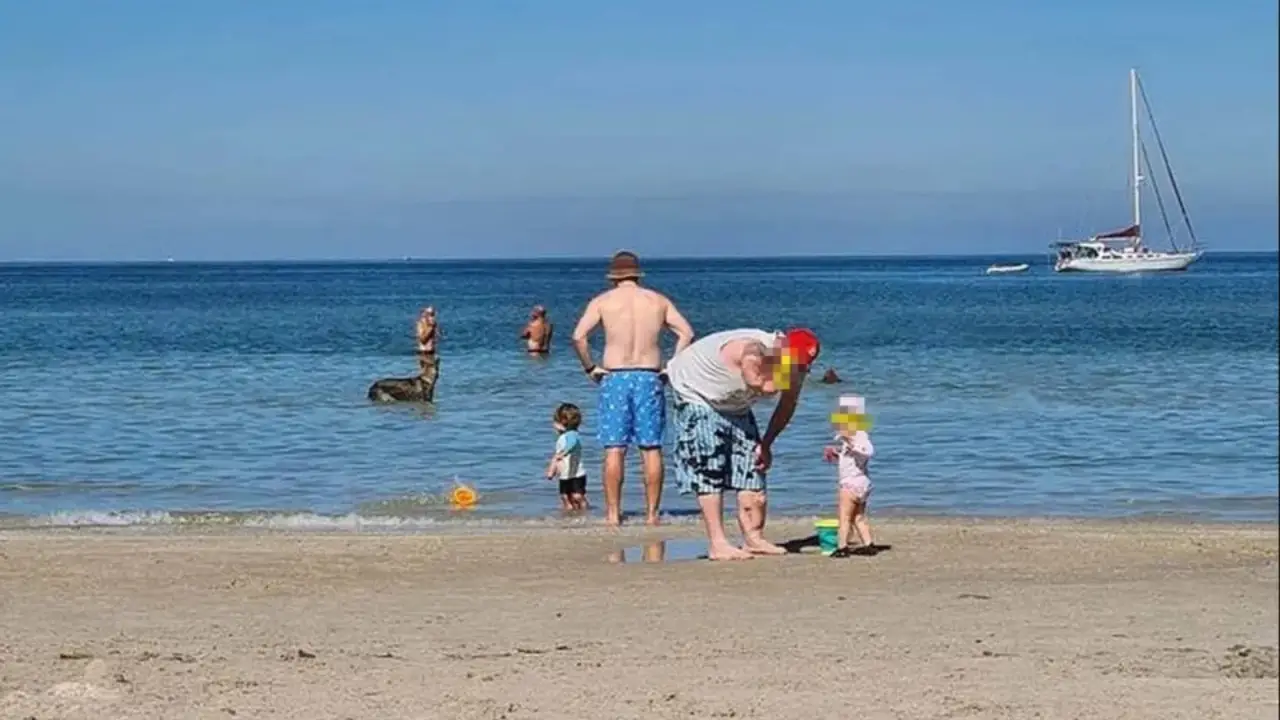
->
xmin=1 ymin=518 xmax=1276 ymax=720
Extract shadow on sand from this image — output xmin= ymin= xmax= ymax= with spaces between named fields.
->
xmin=608 ymin=536 xmax=894 ymax=563
xmin=781 ymin=534 xmax=894 ymax=556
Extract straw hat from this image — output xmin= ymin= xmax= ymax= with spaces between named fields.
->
xmin=606 ymin=251 xmax=644 ymax=281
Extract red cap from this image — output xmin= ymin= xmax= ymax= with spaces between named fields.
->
xmin=783 ymin=328 xmax=820 ymax=367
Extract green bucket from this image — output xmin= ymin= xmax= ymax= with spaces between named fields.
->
xmin=815 ymin=518 xmax=839 ymax=555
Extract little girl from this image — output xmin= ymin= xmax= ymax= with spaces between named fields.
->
xmin=822 ymin=395 xmax=875 ymax=558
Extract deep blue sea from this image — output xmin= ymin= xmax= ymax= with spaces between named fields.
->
xmin=1 ymin=254 xmax=1276 ymax=528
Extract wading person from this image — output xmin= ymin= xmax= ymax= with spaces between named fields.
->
xmin=521 ymin=305 xmax=553 ymax=355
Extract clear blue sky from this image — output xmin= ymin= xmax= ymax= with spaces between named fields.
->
xmin=1 ymin=0 xmax=1276 ymax=260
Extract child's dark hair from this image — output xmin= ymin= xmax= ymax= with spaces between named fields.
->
xmin=554 ymin=403 xmax=582 ymax=430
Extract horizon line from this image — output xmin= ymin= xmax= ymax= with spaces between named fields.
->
xmin=2 ymin=249 xmax=1276 ymax=266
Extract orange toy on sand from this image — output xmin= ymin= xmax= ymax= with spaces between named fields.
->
xmin=449 ymin=482 xmax=478 ymax=509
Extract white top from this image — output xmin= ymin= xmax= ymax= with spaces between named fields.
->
xmin=666 ymin=328 xmax=780 ymax=413
xmin=834 ymin=431 xmax=874 ymax=485
xmin=554 ymin=430 xmax=585 ymax=480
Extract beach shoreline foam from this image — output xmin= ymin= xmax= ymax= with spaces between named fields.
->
xmin=1 ymin=518 xmax=1276 ymax=719
xmin=1 ymin=504 xmax=1276 ymax=533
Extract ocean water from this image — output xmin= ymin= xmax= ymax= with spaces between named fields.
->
xmin=1 ymin=254 xmax=1276 ymax=529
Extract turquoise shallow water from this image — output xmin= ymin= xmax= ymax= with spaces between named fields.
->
xmin=0 ymin=254 xmax=1276 ymax=528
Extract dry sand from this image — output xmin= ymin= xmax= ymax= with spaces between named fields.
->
xmin=1 ymin=518 xmax=1276 ymax=720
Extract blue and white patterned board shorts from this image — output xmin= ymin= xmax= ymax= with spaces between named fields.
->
xmin=672 ymin=398 xmax=765 ymax=496
xmin=596 ymin=369 xmax=667 ymax=449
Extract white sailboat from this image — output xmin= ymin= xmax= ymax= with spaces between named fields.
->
xmin=1053 ymin=69 xmax=1202 ymax=274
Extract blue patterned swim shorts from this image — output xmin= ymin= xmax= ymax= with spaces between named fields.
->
xmin=672 ymin=399 xmax=765 ymax=496
xmin=596 ymin=369 xmax=667 ymax=449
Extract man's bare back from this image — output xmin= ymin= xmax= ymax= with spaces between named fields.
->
xmin=572 ymin=250 xmax=694 ymax=526
xmin=585 ymin=284 xmax=685 ymax=369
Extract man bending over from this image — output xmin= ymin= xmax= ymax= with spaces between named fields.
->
xmin=665 ymin=328 xmax=820 ymax=560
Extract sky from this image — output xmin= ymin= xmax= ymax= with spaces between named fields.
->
xmin=0 ymin=0 xmax=1276 ymax=261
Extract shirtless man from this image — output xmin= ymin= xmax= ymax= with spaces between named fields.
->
xmin=571 ymin=251 xmax=695 ymax=526
xmin=521 ymin=305 xmax=554 ymax=355
xmin=665 ymin=327 xmax=821 ymax=560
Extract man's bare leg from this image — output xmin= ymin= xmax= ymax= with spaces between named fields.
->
xmin=737 ymin=490 xmax=786 ymax=555
xmin=602 ymin=447 xmax=627 ymax=526
xmin=639 ymin=448 xmax=664 ymax=526
xmin=696 ymin=493 xmax=752 ymax=561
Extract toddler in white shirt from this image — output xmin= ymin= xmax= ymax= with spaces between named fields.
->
xmin=822 ymin=395 xmax=876 ymax=558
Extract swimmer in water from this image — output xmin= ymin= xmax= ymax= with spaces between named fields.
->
xmin=416 ymin=306 xmax=437 ymax=355
xmin=521 ymin=305 xmax=553 ymax=355
xmin=415 ymin=306 xmax=438 ymax=378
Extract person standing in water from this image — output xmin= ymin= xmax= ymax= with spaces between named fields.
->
xmin=570 ymin=251 xmax=695 ymax=526
xmin=416 ymin=306 xmax=437 ymax=353
xmin=415 ymin=306 xmax=439 ymax=379
xmin=521 ymin=305 xmax=554 ymax=355
xmin=665 ymin=327 xmax=821 ymax=560
xmin=545 ymin=403 xmax=589 ymax=511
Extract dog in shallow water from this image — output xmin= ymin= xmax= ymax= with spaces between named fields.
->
xmin=368 ymin=353 xmax=439 ymax=403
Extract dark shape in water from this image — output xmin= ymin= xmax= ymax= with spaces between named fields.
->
xmin=368 ymin=353 xmax=439 ymax=404
xmin=820 ymin=368 xmax=842 ymax=384
xmin=607 ymin=539 xmax=708 ymax=564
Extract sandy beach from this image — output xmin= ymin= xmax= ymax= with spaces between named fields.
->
xmin=1 ymin=518 xmax=1276 ymax=720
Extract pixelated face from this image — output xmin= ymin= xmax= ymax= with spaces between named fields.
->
xmin=830 ymin=395 xmax=872 ymax=433
xmin=767 ymin=350 xmax=797 ymax=392
xmin=767 ymin=335 xmax=815 ymax=391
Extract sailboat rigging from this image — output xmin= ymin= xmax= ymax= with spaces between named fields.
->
xmin=1052 ymin=69 xmax=1202 ymax=273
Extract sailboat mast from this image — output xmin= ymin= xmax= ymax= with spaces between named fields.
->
xmin=1130 ymin=68 xmax=1142 ymax=241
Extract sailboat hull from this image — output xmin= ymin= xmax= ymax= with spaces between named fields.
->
xmin=1054 ymin=251 xmax=1200 ymax=273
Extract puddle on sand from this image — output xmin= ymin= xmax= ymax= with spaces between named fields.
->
xmin=606 ymin=539 xmax=707 ymax=564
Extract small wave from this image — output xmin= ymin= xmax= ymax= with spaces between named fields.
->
xmin=0 ymin=508 xmax=716 ymax=531
xmin=0 ymin=480 xmax=146 ymax=494
xmin=355 ymin=488 xmax=526 ymax=517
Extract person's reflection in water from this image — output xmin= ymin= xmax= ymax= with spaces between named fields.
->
xmin=606 ymin=540 xmax=667 ymax=564
xmin=644 ymin=540 xmax=666 ymax=563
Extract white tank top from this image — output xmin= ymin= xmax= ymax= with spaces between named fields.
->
xmin=666 ymin=328 xmax=780 ymax=413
